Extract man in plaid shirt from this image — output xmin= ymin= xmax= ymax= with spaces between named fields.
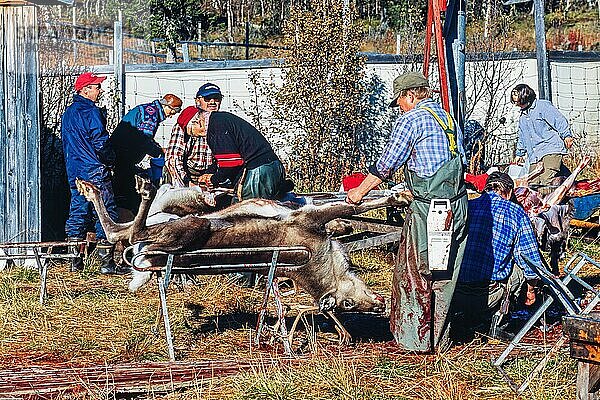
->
xmin=165 ymin=83 xmax=224 ymax=187
xmin=165 ymin=106 xmax=213 ymax=187
xmin=347 ymin=71 xmax=468 ymax=353
xmin=454 ymin=172 xmax=541 ymax=333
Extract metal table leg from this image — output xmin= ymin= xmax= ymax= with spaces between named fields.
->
xmin=157 ymin=254 xmax=175 ymax=361
xmin=255 ymin=250 xmax=279 ymax=347
xmin=34 ymin=247 xmax=47 ymax=305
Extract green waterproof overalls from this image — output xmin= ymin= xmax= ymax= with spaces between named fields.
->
xmin=389 ymin=108 xmax=468 ymax=353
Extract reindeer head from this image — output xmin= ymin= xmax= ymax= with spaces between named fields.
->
xmin=149 ymin=184 xmax=220 ymax=217
xmin=318 ymin=274 xmax=386 ymax=314
xmin=389 ymin=189 xmax=414 ymax=207
xmin=134 ymin=175 xmax=157 ymax=200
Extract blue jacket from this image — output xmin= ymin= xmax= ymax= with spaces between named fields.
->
xmin=112 ymin=100 xmax=165 ymax=167
xmin=61 ymin=94 xmax=115 ymax=187
xmin=120 ymin=100 xmax=166 ymax=137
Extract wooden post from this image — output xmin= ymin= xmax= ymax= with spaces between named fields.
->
xmin=577 ymin=362 xmax=600 ymax=400
xmin=71 ymin=5 xmax=76 ymax=63
xmin=533 ymin=0 xmax=551 ymax=100
xmin=197 ymin=21 xmax=202 ymax=59
xmin=182 ymin=42 xmax=189 ymax=63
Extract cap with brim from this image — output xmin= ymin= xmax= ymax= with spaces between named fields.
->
xmin=196 ymin=83 xmax=222 ymax=98
xmin=74 ymin=72 xmax=106 ymax=91
xmin=389 ymin=71 xmax=429 ymax=108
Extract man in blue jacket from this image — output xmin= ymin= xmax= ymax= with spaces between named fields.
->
xmin=62 ymin=72 xmax=127 ymax=275
xmin=112 ymin=94 xmax=182 ymax=214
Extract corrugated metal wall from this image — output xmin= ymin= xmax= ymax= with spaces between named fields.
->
xmin=0 ymin=4 xmax=40 ymax=243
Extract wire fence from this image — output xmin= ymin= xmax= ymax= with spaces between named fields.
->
xmin=39 ymin=20 xmax=283 ymax=66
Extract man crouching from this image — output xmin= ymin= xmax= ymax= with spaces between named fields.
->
xmin=452 ymin=172 xmax=541 ymax=338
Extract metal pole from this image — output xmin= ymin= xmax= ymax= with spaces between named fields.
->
xmin=71 ymin=5 xmax=77 ymax=63
xmin=455 ymin=8 xmax=466 ymax=127
xmin=113 ymin=10 xmax=125 ymax=118
xmin=533 ymin=0 xmax=551 ymax=100
xmin=245 ymin=21 xmax=250 ymax=60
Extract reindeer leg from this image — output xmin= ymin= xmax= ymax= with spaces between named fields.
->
xmin=129 ymin=176 xmax=158 ymax=244
xmin=296 ymin=190 xmax=413 ymax=226
xmin=75 ymin=179 xmax=132 ymax=243
xmin=544 ymin=155 xmax=591 ymax=207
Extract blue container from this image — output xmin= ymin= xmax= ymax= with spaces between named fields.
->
xmin=572 ymin=193 xmax=600 ymax=220
xmin=150 ymin=157 xmax=165 ymax=183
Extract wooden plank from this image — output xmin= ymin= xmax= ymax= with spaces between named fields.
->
xmin=338 ymin=216 xmax=402 ymax=233
xmin=24 ymin=4 xmax=40 ymax=241
xmin=571 ymin=342 xmax=600 ymax=363
xmin=0 ymin=5 xmax=40 ymax=242
xmin=571 ymin=219 xmax=600 ymax=230
xmin=577 ymin=361 xmax=600 ymax=400
xmin=342 ymin=231 xmax=402 ymax=252
xmin=0 ymin=9 xmax=7 ymax=241
xmin=5 ymin=6 xmax=19 ymax=242
xmin=564 ymin=315 xmax=600 ymax=343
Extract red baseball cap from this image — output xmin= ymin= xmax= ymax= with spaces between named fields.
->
xmin=74 ymin=72 xmax=106 ymax=91
xmin=177 ymin=106 xmax=199 ymax=131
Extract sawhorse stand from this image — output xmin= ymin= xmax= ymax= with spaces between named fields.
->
xmin=0 ymin=239 xmax=91 ymax=304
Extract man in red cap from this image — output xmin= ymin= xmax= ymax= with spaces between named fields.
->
xmin=61 ymin=72 xmax=128 ymax=275
xmin=165 ymin=105 xmax=216 ymax=187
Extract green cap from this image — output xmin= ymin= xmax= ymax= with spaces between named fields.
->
xmin=389 ymin=71 xmax=429 ymax=107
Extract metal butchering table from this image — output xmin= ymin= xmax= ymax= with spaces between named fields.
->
xmin=124 ymin=245 xmax=311 ymax=361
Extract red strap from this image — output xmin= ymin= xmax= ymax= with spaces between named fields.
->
xmin=215 ymin=153 xmax=244 ymax=168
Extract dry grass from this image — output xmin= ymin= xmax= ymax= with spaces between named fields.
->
xmin=0 ymin=246 xmax=586 ymax=399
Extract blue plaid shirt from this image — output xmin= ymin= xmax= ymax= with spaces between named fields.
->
xmin=459 ymin=191 xmax=540 ymax=283
xmin=374 ymin=99 xmax=465 ymax=179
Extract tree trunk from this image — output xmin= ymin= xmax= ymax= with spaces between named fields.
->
xmin=227 ymin=0 xmax=234 ymax=42
xmin=484 ymin=0 xmax=492 ymax=38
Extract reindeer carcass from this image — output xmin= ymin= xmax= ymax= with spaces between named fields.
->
xmin=76 ymin=178 xmax=412 ymax=313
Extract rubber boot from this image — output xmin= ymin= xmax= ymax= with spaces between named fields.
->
xmin=67 ymin=237 xmax=84 ymax=272
xmin=98 ymin=240 xmax=130 ymax=275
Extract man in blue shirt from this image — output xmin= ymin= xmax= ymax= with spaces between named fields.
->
xmin=62 ymin=72 xmax=126 ymax=275
xmin=347 ymin=72 xmax=467 ymax=353
xmin=512 ymin=84 xmax=574 ymax=185
xmin=454 ymin=172 xmax=541 ymax=331
xmin=112 ymin=94 xmax=182 ymax=214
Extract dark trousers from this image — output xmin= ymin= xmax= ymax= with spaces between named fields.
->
xmin=113 ymin=166 xmax=141 ymax=214
xmin=65 ymin=180 xmax=118 ymax=241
